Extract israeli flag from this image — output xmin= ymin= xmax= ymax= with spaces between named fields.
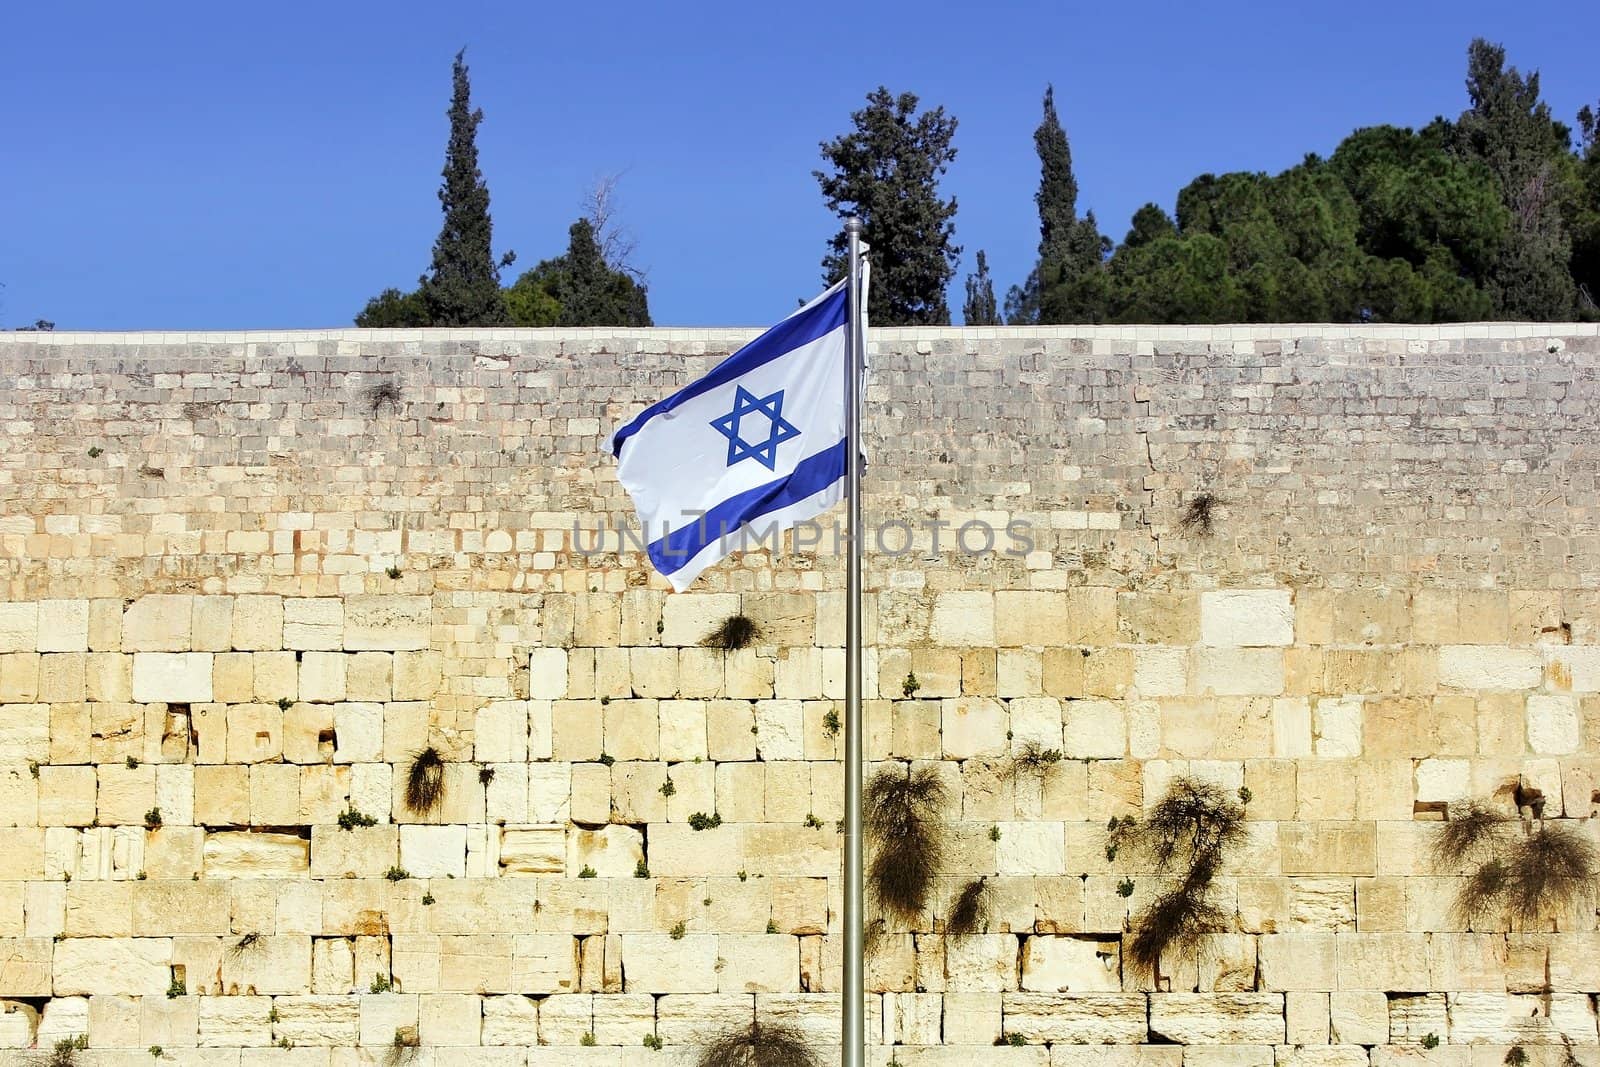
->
xmin=612 ymin=279 xmax=856 ymax=591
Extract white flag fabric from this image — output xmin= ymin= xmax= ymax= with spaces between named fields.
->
xmin=612 ymin=279 xmax=856 ymax=591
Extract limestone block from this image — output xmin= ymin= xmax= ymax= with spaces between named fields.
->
xmin=932 ymin=592 xmax=995 ymax=647
xmin=1000 ymin=992 xmax=1147 ymax=1043
xmin=357 ymin=992 xmax=418 ymax=1045
xmin=299 ymin=652 xmax=347 ymax=702
xmin=1147 ymin=993 xmax=1285 ymax=1043
xmin=528 ymin=763 xmax=572 ymax=824
xmin=399 ymin=824 xmax=467 ymax=879
xmin=939 ymin=989 xmax=1001 ymax=1044
xmin=993 ymin=592 xmax=1069 ymax=647
xmin=1285 ymin=990 xmax=1331 ymax=1045
xmin=1438 ymin=647 xmax=1540 ymax=691
xmin=311 ymin=825 xmax=398 ymax=879
xmin=0 ymin=999 xmax=39 ymax=1048
xmin=270 ymin=995 xmax=359 ymax=1046
xmin=1259 ymin=933 xmax=1339 ymax=990
xmin=231 ymin=595 xmax=283 ymax=650
xmin=480 ymin=993 xmax=543 ymax=1044
xmin=1134 ymin=647 xmax=1188 ymax=697
xmin=648 ymin=823 xmax=740 ymax=878
xmin=211 ymin=651 xmax=252 ymax=702
xmin=882 ymin=990 xmax=943 ymax=1044
xmin=226 ymin=703 xmax=283 ymax=763
xmin=501 ymin=826 xmax=566 ymax=875
xmin=1201 ymin=590 xmax=1294 ymax=647
xmin=1020 ymin=935 xmax=1120 ymax=992
xmin=997 ymin=822 xmax=1065 ymax=875
xmin=253 ymin=650 xmax=298 ymax=702
xmin=527 ymin=647 xmax=569 ymax=700
xmin=755 ymin=700 xmax=805 ymax=761
xmin=715 ymin=934 xmax=798 ymax=993
xmin=630 ymin=647 xmax=680 ymax=697
xmin=203 ymin=831 xmax=310 ymax=878
xmin=37 ymin=653 xmax=85 ymax=702
xmin=284 ymin=599 xmax=343 ymax=651
xmin=52 ymin=937 xmax=171 ymax=995
xmin=1313 ymin=697 xmax=1363 ymax=757
xmin=620 ymin=933 xmax=717 ymax=992
xmin=0 ymin=938 xmax=51 ymax=995
xmin=38 ymin=600 xmax=89 ymax=653
xmin=341 ymin=595 xmax=430 ymax=651
xmin=659 ymin=700 xmax=708 ymax=762
xmin=941 ymin=697 xmax=1007 ymax=759
xmin=654 ymin=993 xmax=752 ymax=1043
xmin=1526 ymin=693 xmax=1580 ymax=755
xmin=943 ymin=934 xmax=1018 ymax=991
xmin=192 ymin=764 xmax=248 ymax=827
xmin=343 ymin=651 xmax=392 ymax=702
xmin=1062 ymin=699 xmax=1126 ymax=758
xmin=122 ymin=596 xmax=193 ymax=651
xmin=190 ymin=596 xmax=233 ymax=652
xmin=590 ymin=990 xmax=655 ymax=1044
xmin=1195 ymin=648 xmax=1286 ymax=696
xmin=327 ymin=703 xmax=380 ymax=764
xmin=1339 ymin=933 xmax=1430 ymax=991
xmin=0 ymin=653 xmax=38 ymax=702
xmin=393 ymin=650 xmax=442 ymax=700
xmin=659 ymin=598 xmax=739 ymax=646
xmin=774 ymin=646 xmax=822 ymax=699
xmin=1279 ymin=823 xmax=1377 ymax=876
xmin=611 ymin=762 xmax=667 ymax=824
xmin=1463 ymin=992 xmax=1597 ymax=1045
xmin=604 ymin=700 xmax=659 ymax=761
xmin=221 ymin=934 xmax=311 ymax=996
xmin=0 ymin=603 xmax=38 ymax=653
xmin=725 ymin=649 xmax=774 ymax=699
xmin=131 ymin=653 xmax=214 ymax=702
xmin=568 ymin=825 xmax=644 ymax=878
xmin=678 ymin=647 xmax=727 ymax=699
xmin=96 ymin=764 xmax=155 ymax=825
xmin=476 ymin=700 xmax=528 ymax=764
xmin=569 ymin=762 xmax=610 ymax=825
xmin=1415 ymin=759 xmax=1470 ymax=804
xmin=38 ymin=765 xmax=96 ymax=826
xmin=1328 ymin=990 xmax=1387 ymax=1044
xmin=34 ymin=995 xmax=87 ymax=1046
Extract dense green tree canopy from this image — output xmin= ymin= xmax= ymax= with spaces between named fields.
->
xmin=506 ymin=219 xmax=651 ymax=328
xmin=817 ymin=87 xmax=960 ymax=325
xmin=1024 ymin=38 xmax=1596 ymax=324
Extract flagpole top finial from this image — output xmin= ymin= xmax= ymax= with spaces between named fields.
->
xmin=845 ymin=216 xmax=863 ymax=235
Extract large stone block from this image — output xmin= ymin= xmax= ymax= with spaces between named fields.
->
xmin=343 ymin=595 xmax=430 ymax=651
xmin=122 ymin=596 xmax=192 ymax=651
xmin=500 ymin=826 xmax=565 ymax=875
xmin=0 ymin=604 xmax=38 ymax=653
xmin=1000 ymin=992 xmax=1147 ymax=1043
xmin=1148 ymin=993 xmax=1286 ymax=1043
xmin=620 ymin=934 xmax=717 ymax=992
xmin=52 ymin=937 xmax=171 ymax=995
xmin=1201 ymin=590 xmax=1294 ymax=647
xmin=1019 ymin=935 xmax=1120 ymax=992
xmin=932 ymin=592 xmax=995 ymax=647
xmin=284 ymin=598 xmax=343 ymax=651
xmin=202 ymin=831 xmax=310 ymax=878
xmin=131 ymin=652 xmax=214 ymax=702
xmin=1438 ymin=647 xmax=1541 ymax=691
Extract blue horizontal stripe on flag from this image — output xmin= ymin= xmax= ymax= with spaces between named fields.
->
xmin=646 ymin=438 xmax=848 ymax=576
xmin=611 ymin=285 xmax=848 ymax=458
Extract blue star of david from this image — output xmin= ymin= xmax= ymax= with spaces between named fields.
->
xmin=710 ymin=385 xmax=801 ymax=471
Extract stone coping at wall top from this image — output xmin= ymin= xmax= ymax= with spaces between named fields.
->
xmin=1 ymin=321 xmax=1597 ymax=346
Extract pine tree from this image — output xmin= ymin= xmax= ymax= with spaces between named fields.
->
xmin=817 ymin=87 xmax=961 ymax=325
xmin=962 ymin=250 xmax=999 ymax=325
xmin=418 ymin=50 xmax=513 ymax=326
xmin=504 ymin=219 xmax=651 ymax=327
xmin=1452 ymin=39 xmax=1576 ymax=319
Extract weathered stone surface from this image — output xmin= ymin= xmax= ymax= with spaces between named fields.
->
xmin=1201 ymin=591 xmax=1294 ymax=647
xmin=1019 ymin=935 xmax=1120 ymax=992
xmin=1000 ymin=992 xmax=1148 ymax=1043
xmin=1148 ymin=994 xmax=1286 ymax=1044
xmin=53 ymin=937 xmax=171 ymax=995
xmin=202 ymin=831 xmax=311 ymax=877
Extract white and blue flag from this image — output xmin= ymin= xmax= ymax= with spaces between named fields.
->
xmin=612 ymin=276 xmax=860 ymax=591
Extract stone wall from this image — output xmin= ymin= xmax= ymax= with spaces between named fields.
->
xmin=1 ymin=321 xmax=1599 ymax=1065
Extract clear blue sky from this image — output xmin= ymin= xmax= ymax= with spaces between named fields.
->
xmin=0 ymin=1 xmax=1590 ymax=329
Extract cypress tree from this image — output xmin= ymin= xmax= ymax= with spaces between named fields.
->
xmin=1010 ymin=86 xmax=1107 ymax=323
xmin=962 ymin=250 xmax=999 ymax=325
xmin=816 ymin=87 xmax=961 ymax=325
xmin=419 ymin=50 xmax=512 ymax=326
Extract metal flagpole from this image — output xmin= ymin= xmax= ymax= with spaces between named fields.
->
xmin=842 ymin=217 xmax=866 ymax=1067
